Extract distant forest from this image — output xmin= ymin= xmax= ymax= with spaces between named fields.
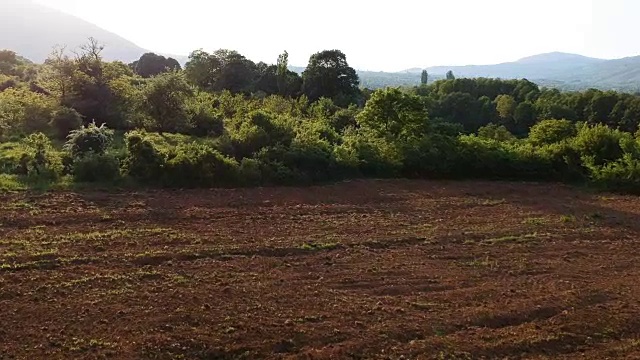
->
xmin=2 ymin=41 xmax=640 ymax=192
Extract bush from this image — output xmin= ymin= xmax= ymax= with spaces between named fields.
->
xmin=64 ymin=122 xmax=114 ymax=157
xmin=572 ymin=123 xmax=628 ymax=166
xmin=122 ymin=130 xmax=166 ymax=182
xmin=586 ymin=153 xmax=640 ymax=193
xmin=72 ymin=153 xmax=120 ymax=182
xmin=477 ymin=123 xmax=515 ymax=142
xmin=164 ymin=143 xmax=238 ymax=187
xmin=187 ymin=92 xmax=224 ymax=137
xmin=51 ymin=107 xmax=83 ymax=139
xmin=528 ymin=119 xmax=576 ymax=146
xmin=238 ymin=158 xmax=263 ymax=186
xmin=21 ymin=132 xmax=63 ymax=181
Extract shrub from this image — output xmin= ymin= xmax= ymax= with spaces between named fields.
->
xmin=477 ymin=123 xmax=516 ymax=142
xmin=72 ymin=153 xmax=120 ymax=182
xmin=187 ymin=92 xmax=224 ymax=137
xmin=528 ymin=119 xmax=576 ymax=146
xmin=238 ymin=158 xmax=262 ymax=186
xmin=123 ymin=130 xmax=166 ymax=182
xmin=64 ymin=122 xmax=114 ymax=157
xmin=572 ymin=123 xmax=628 ymax=166
xmin=164 ymin=143 xmax=238 ymax=187
xmin=21 ymin=132 xmax=63 ymax=181
xmin=586 ymin=153 xmax=640 ymax=193
xmin=51 ymin=107 xmax=83 ymax=139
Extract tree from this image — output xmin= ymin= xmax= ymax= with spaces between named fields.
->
xmin=446 ymin=70 xmax=455 ymax=80
xmin=421 ymin=70 xmax=429 ymax=85
xmin=184 ymin=49 xmax=256 ymax=93
xmin=143 ymin=71 xmax=193 ymax=133
xmin=0 ymin=50 xmax=19 ymax=75
xmin=184 ymin=49 xmax=221 ymax=89
xmin=513 ymin=102 xmax=537 ymax=135
xmin=40 ymin=46 xmax=76 ymax=102
xmin=302 ymin=50 xmax=360 ymax=106
xmin=130 ymin=53 xmax=181 ymax=78
xmin=357 ymin=88 xmax=426 ymax=139
xmin=277 ymin=50 xmax=289 ymax=95
xmin=528 ymin=119 xmax=576 ymax=146
xmin=494 ymin=94 xmax=517 ymax=123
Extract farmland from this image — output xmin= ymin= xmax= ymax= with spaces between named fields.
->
xmin=1 ymin=179 xmax=640 ymax=359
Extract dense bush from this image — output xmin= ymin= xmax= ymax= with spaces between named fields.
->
xmin=122 ymin=130 xmax=167 ymax=182
xmin=50 ymin=107 xmax=83 ymax=139
xmin=64 ymin=122 xmax=114 ymax=157
xmin=20 ymin=133 xmax=64 ymax=181
xmin=72 ymin=153 xmax=120 ymax=182
xmin=164 ymin=143 xmax=238 ymax=187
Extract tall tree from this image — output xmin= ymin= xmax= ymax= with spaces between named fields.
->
xmin=184 ymin=49 xmax=221 ymax=89
xmin=302 ymin=50 xmax=360 ymax=106
xmin=446 ymin=70 xmax=455 ymax=80
xmin=277 ymin=50 xmax=289 ymax=95
xmin=130 ymin=53 xmax=181 ymax=78
xmin=421 ymin=70 xmax=429 ymax=85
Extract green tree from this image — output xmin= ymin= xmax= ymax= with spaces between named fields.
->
xmin=130 ymin=53 xmax=181 ymax=78
xmin=528 ymin=119 xmax=576 ymax=146
xmin=446 ymin=70 xmax=455 ymax=80
xmin=302 ymin=50 xmax=360 ymax=106
xmin=142 ymin=71 xmax=193 ymax=133
xmin=513 ymin=102 xmax=537 ymax=135
xmin=357 ymin=88 xmax=426 ymax=139
xmin=277 ymin=50 xmax=289 ymax=95
xmin=184 ymin=49 xmax=221 ymax=89
xmin=495 ymin=95 xmax=516 ymax=119
xmin=0 ymin=50 xmax=19 ymax=75
xmin=421 ymin=70 xmax=429 ymax=85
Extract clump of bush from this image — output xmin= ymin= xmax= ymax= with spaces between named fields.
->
xmin=64 ymin=122 xmax=120 ymax=182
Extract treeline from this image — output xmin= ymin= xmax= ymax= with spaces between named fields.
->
xmin=2 ymin=40 xmax=640 ymax=192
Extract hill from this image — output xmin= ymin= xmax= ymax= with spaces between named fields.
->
xmin=0 ymin=0 xmax=146 ymax=63
xmin=411 ymin=52 xmax=640 ymax=92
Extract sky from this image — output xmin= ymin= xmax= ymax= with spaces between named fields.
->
xmin=33 ymin=0 xmax=640 ymax=71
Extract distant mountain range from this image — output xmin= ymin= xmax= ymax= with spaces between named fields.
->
xmin=1 ymin=0 xmax=639 ymax=92
xmin=401 ymin=52 xmax=640 ymax=92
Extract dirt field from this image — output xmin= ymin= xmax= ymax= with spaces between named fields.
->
xmin=1 ymin=180 xmax=640 ymax=359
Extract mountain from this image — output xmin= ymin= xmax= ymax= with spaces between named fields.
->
xmin=0 ymin=0 xmax=147 ymax=63
xmin=402 ymin=52 xmax=640 ymax=92
xmin=415 ymin=52 xmax=607 ymax=80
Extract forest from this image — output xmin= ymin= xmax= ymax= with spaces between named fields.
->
xmin=2 ymin=39 xmax=640 ymax=192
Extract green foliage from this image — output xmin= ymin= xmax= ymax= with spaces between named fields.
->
xmin=72 ymin=153 xmax=120 ymax=182
xmin=64 ymin=122 xmax=114 ymax=157
xmin=357 ymin=88 xmax=426 ymax=139
xmin=130 ymin=53 xmax=181 ymax=78
xmin=302 ymin=50 xmax=360 ymax=106
xmin=186 ymin=91 xmax=224 ymax=137
xmin=122 ymin=130 xmax=167 ymax=182
xmin=50 ymin=106 xmax=83 ymax=139
xmin=0 ymin=88 xmax=57 ymax=138
xmin=6 ymin=44 xmax=640 ymax=193
xmin=142 ymin=71 xmax=192 ymax=133
xmin=21 ymin=133 xmax=63 ymax=181
xmin=164 ymin=143 xmax=238 ymax=187
xmin=477 ymin=123 xmax=516 ymax=142
xmin=528 ymin=119 xmax=576 ymax=146
xmin=572 ymin=123 xmax=628 ymax=166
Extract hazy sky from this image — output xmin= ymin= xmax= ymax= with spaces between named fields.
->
xmin=34 ymin=0 xmax=640 ymax=71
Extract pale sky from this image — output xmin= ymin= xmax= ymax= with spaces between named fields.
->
xmin=34 ymin=0 xmax=640 ymax=71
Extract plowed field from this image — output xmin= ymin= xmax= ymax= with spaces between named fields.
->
xmin=1 ymin=180 xmax=640 ymax=359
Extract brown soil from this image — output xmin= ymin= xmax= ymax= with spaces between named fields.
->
xmin=1 ymin=179 xmax=640 ymax=359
